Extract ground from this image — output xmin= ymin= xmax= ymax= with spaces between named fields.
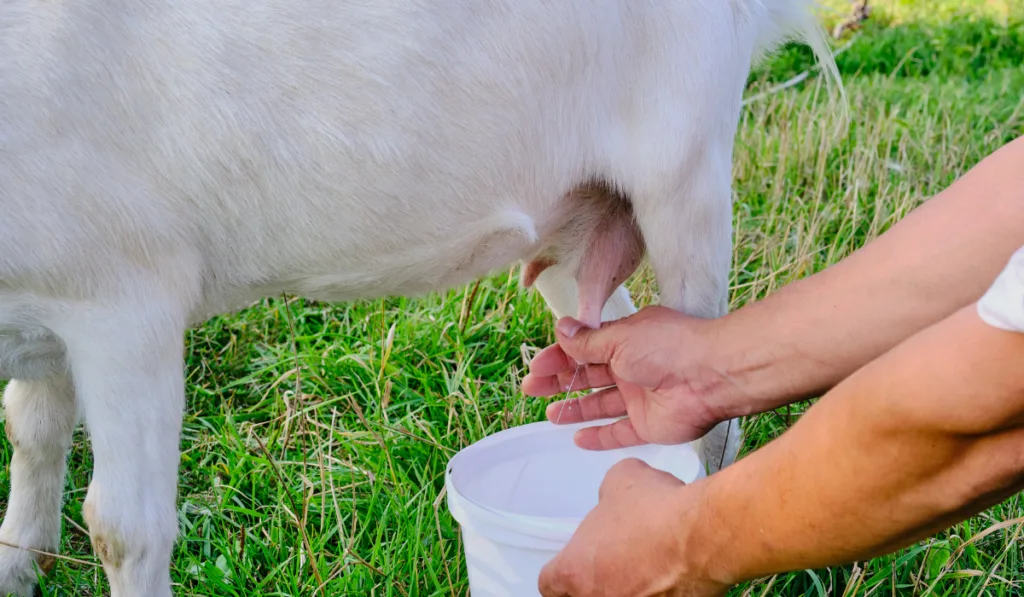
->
xmin=2 ymin=0 xmax=1023 ymax=595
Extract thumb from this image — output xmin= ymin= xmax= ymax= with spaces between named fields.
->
xmin=555 ymin=317 xmax=619 ymax=366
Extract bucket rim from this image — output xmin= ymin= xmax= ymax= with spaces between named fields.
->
xmin=444 ymin=419 xmax=597 ymax=543
xmin=443 ymin=418 xmax=701 ymax=544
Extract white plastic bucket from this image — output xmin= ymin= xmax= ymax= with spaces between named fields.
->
xmin=445 ymin=418 xmax=705 ymax=597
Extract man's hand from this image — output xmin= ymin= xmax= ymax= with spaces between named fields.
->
xmin=541 ymin=303 xmax=1024 ymax=597
xmin=538 ymin=458 xmax=728 ymax=597
xmin=521 ymin=306 xmax=737 ymax=450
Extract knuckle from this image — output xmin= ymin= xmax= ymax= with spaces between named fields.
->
xmin=540 ymin=556 xmax=575 ymax=596
xmin=597 ymin=424 xmax=618 ymax=450
xmin=615 ymin=456 xmax=647 ymax=473
xmin=610 ymin=421 xmax=633 ymax=445
xmin=600 ymin=457 xmax=645 ymax=495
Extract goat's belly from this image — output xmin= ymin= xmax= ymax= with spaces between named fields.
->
xmin=283 ymin=211 xmax=542 ymax=301
xmin=194 ymin=207 xmax=546 ymax=320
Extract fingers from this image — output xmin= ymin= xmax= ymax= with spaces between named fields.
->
xmin=527 ymin=343 xmax=573 ymax=377
xmin=522 ymin=345 xmax=615 ymax=397
xmin=521 ymin=315 xmax=627 ymax=399
xmin=555 ymin=317 xmax=621 ymax=366
xmin=556 ymin=365 xmax=614 ymax=393
xmin=574 ymin=417 xmax=649 ymax=451
xmin=544 ymin=387 xmax=627 ymax=424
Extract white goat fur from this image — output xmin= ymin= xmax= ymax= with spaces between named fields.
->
xmin=0 ymin=0 xmax=841 ymax=594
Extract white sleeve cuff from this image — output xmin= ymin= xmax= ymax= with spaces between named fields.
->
xmin=977 ymin=246 xmax=1024 ymax=333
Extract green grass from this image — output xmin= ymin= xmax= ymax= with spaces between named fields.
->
xmin=4 ymin=0 xmax=1024 ymax=595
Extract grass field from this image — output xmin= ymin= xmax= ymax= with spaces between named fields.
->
xmin=3 ymin=0 xmax=1024 ymax=595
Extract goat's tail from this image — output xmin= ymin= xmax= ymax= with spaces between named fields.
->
xmin=749 ymin=0 xmax=850 ymax=137
xmin=799 ymin=3 xmax=850 ymax=137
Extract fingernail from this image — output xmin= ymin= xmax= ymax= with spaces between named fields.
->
xmin=556 ymin=317 xmax=583 ymax=338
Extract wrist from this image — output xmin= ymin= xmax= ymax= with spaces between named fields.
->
xmin=700 ymin=306 xmax=810 ymax=420
xmin=670 ymin=477 xmax=744 ymax=590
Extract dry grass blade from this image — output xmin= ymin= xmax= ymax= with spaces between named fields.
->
xmin=0 ymin=540 xmax=101 ymax=570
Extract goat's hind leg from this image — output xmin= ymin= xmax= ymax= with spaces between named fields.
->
xmin=628 ymin=143 xmax=743 ymax=473
xmin=0 ymin=375 xmax=77 ymax=597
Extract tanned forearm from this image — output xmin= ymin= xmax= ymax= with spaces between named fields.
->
xmin=681 ymin=304 xmax=1024 ymax=585
xmin=711 ymin=136 xmax=1024 ymax=415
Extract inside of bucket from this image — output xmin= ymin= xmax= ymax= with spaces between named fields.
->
xmin=450 ymin=425 xmax=700 ymax=519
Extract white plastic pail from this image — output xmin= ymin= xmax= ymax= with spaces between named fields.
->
xmin=444 ymin=418 xmax=705 ymax=596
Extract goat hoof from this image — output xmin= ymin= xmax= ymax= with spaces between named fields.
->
xmin=0 ymin=545 xmax=47 ymax=597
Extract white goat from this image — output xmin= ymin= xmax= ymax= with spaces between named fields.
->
xmin=0 ymin=0 xmax=841 ymax=594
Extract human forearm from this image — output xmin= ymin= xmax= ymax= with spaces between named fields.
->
xmin=712 ymin=136 xmax=1024 ymax=414
xmin=685 ymin=305 xmax=1024 ymax=585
